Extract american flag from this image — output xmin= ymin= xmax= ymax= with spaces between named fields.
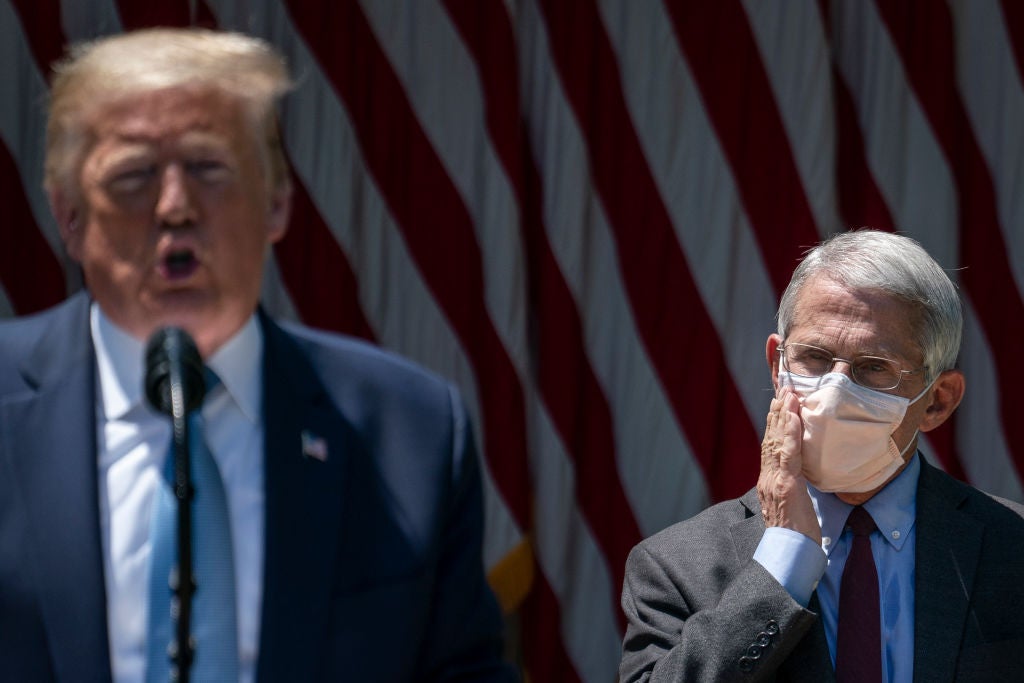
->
xmin=4 ymin=1 xmax=1023 ymax=680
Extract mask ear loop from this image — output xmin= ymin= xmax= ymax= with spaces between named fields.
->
xmin=894 ymin=375 xmax=939 ymax=460
xmin=907 ymin=375 xmax=938 ymax=406
xmin=898 ymin=431 xmax=920 ymax=459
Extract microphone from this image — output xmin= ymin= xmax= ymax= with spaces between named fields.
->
xmin=144 ymin=326 xmax=205 ymax=683
xmin=145 ymin=327 xmax=207 ymax=417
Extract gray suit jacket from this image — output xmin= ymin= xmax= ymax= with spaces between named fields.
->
xmin=620 ymin=458 xmax=1024 ymax=682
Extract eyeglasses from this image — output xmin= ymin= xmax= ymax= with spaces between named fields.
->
xmin=778 ymin=342 xmax=928 ymax=391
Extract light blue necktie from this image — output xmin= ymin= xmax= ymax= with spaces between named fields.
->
xmin=146 ymin=378 xmax=238 ymax=682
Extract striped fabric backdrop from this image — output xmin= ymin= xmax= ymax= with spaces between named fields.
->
xmin=3 ymin=1 xmax=1023 ymax=680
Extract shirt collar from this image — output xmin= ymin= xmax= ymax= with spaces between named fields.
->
xmin=206 ymin=315 xmax=262 ymax=424
xmin=92 ymin=304 xmax=146 ymax=421
xmin=91 ymin=303 xmax=262 ymax=424
xmin=809 ymin=451 xmax=920 ymax=556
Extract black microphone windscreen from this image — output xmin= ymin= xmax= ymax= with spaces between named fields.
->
xmin=144 ymin=327 xmax=206 ymax=416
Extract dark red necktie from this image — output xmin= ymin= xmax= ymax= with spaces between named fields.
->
xmin=835 ymin=505 xmax=882 ymax=683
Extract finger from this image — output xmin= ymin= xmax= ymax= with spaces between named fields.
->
xmin=780 ymin=389 xmax=800 ymax=414
xmin=776 ymin=398 xmax=804 ymax=474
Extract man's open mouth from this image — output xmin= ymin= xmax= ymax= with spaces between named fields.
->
xmin=163 ymin=249 xmax=199 ymax=279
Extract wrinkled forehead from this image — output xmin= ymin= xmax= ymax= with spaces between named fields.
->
xmin=789 ymin=274 xmax=925 ymax=359
xmin=793 ymin=273 xmax=919 ymax=317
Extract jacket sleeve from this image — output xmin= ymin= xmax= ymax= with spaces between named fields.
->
xmin=418 ymin=385 xmax=519 ymax=682
xmin=619 ymin=534 xmax=821 ymax=682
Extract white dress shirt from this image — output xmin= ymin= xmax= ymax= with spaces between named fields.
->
xmin=93 ymin=304 xmax=265 ymax=683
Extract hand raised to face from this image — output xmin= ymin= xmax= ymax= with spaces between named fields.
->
xmin=757 ymin=386 xmax=821 ymax=545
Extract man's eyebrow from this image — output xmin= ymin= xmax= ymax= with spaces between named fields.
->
xmin=176 ymin=132 xmax=233 ymax=151
xmin=92 ymin=144 xmax=156 ymax=173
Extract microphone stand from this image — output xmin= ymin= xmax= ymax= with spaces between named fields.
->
xmin=168 ymin=358 xmax=194 ymax=683
xmin=147 ymin=327 xmax=205 ymax=683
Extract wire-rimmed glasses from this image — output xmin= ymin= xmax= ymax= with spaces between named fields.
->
xmin=778 ymin=342 xmax=928 ymax=391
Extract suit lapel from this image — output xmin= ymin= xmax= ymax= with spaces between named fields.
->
xmin=912 ymin=459 xmax=981 ymax=683
xmin=255 ymin=315 xmax=353 ymax=682
xmin=0 ymin=294 xmax=112 ymax=681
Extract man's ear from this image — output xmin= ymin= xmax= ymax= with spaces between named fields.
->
xmin=766 ymin=334 xmax=783 ymax=390
xmin=266 ymin=181 xmax=292 ymax=245
xmin=918 ymin=369 xmax=965 ymax=433
xmin=50 ymin=188 xmax=83 ymax=262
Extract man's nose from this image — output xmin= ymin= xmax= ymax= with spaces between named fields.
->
xmin=831 ymin=358 xmax=855 ymax=378
xmin=155 ymin=164 xmax=197 ymax=225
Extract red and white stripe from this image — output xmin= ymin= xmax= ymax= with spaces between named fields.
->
xmin=5 ymin=1 xmax=1023 ymax=679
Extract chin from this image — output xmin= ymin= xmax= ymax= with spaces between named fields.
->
xmin=138 ymin=292 xmax=256 ymax=353
xmin=136 ymin=310 xmax=213 ymax=354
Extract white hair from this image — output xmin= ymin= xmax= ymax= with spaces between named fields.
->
xmin=777 ymin=229 xmax=962 ymax=380
xmin=45 ymin=27 xmax=293 ymax=197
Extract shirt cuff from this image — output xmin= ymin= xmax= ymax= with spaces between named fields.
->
xmin=753 ymin=527 xmax=827 ymax=607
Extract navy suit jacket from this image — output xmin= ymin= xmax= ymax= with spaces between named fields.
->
xmin=0 ymin=292 xmax=515 ymax=682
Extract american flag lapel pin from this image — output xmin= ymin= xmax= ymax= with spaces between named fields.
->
xmin=301 ymin=430 xmax=329 ymax=462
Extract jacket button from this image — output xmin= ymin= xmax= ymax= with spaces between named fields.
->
xmin=746 ymin=644 xmax=763 ymax=658
xmin=739 ymin=656 xmax=755 ymax=672
xmin=765 ymin=620 xmax=780 ymax=636
xmin=756 ymin=632 xmax=771 ymax=647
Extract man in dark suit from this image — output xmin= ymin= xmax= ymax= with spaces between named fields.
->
xmin=619 ymin=230 xmax=1024 ymax=682
xmin=0 ymin=27 xmax=514 ymax=682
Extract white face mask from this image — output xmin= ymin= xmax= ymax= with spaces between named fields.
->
xmin=777 ymin=371 xmax=932 ymax=493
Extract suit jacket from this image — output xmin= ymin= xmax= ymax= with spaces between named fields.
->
xmin=620 ymin=456 xmax=1024 ymax=682
xmin=0 ymin=292 xmax=515 ymax=682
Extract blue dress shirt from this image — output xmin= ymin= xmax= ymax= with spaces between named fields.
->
xmin=754 ymin=453 xmax=920 ymax=683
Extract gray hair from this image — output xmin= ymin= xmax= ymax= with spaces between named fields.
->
xmin=777 ymin=229 xmax=962 ymax=380
xmin=45 ymin=27 xmax=293 ymax=198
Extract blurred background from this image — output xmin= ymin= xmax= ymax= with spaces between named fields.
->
xmin=3 ymin=0 xmax=1023 ymax=680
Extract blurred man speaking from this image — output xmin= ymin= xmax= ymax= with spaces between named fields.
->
xmin=0 ymin=28 xmax=514 ymax=682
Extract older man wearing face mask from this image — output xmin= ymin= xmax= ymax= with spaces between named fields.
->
xmin=619 ymin=230 xmax=1024 ymax=683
